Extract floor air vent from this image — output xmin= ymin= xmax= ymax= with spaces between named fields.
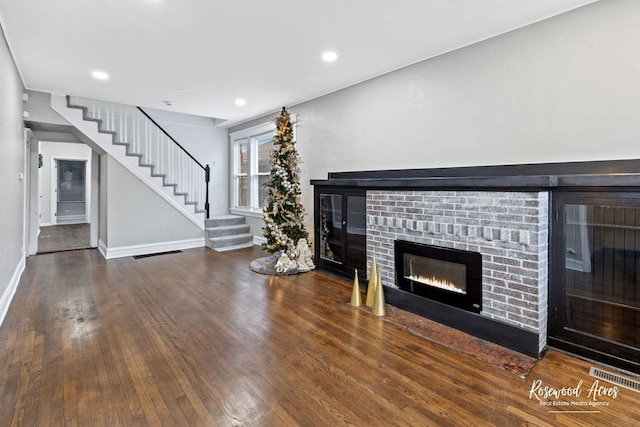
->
xmin=133 ymin=250 xmax=182 ymax=259
xmin=589 ymin=366 xmax=640 ymax=393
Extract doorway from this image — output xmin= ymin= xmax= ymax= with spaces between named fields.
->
xmin=31 ymin=140 xmax=97 ymax=254
xmin=550 ymin=191 xmax=640 ymax=374
xmin=55 ymin=159 xmax=87 ymax=224
xmin=37 ymin=158 xmax=90 ymax=253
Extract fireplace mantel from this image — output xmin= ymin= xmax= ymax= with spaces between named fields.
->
xmin=311 ymin=158 xmax=640 ymax=190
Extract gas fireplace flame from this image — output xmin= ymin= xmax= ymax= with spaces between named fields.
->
xmin=405 ymin=274 xmax=466 ymax=294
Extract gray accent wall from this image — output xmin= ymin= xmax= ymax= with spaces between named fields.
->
xmin=99 ymin=154 xmax=108 ymax=246
xmin=230 ymin=0 xmax=640 ymax=234
xmin=104 ymin=157 xmax=202 ymax=248
xmin=24 ymin=90 xmax=69 ymax=127
xmin=0 ymin=23 xmax=25 ymax=320
xmin=143 ymin=108 xmax=229 ymax=216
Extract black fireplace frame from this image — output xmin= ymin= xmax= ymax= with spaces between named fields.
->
xmin=395 ymin=240 xmax=483 ymax=313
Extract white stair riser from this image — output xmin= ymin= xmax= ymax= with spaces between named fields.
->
xmin=207 ymin=233 xmax=253 ymax=249
xmin=206 ymin=225 xmax=250 ymax=238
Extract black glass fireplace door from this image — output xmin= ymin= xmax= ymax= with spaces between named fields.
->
xmin=550 ymin=191 xmax=640 ymax=374
xmin=314 ymin=188 xmax=366 ymax=279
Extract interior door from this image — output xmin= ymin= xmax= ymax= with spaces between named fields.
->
xmin=56 ymin=159 xmax=87 ymax=224
xmin=550 ymin=191 xmax=640 ymax=373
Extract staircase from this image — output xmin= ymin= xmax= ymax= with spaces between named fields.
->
xmin=52 ymin=94 xmax=257 ymax=253
xmin=51 ymin=94 xmax=208 ymax=230
xmin=205 ymin=215 xmax=254 ymax=251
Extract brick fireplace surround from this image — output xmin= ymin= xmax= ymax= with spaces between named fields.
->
xmin=367 ymin=190 xmax=548 ymax=356
xmin=311 ymin=159 xmax=640 ymax=360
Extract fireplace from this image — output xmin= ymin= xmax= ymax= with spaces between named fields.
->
xmin=313 ymin=182 xmax=551 ymax=357
xmin=394 ymin=240 xmax=483 ymax=313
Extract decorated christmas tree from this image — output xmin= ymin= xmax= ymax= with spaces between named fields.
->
xmin=262 ymin=107 xmax=309 ymax=255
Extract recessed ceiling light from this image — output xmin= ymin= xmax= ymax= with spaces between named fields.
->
xmin=322 ymin=51 xmax=338 ymax=62
xmin=91 ymin=70 xmax=109 ymax=80
xmin=235 ymin=98 xmax=246 ymax=106
xmin=177 ymin=88 xmax=188 ymax=93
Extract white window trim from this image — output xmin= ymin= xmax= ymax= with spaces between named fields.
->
xmin=229 ymin=122 xmax=276 ymax=216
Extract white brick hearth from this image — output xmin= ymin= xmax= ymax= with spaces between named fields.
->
xmin=366 ymin=190 xmax=549 ymax=353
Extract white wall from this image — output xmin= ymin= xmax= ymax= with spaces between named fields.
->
xmin=143 ymin=108 xmax=229 ymax=215
xmin=39 ymin=141 xmax=92 ymax=225
xmin=0 ymin=24 xmax=26 ymax=325
xmin=230 ymin=0 xmax=640 ymax=234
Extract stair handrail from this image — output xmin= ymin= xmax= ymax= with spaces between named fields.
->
xmin=137 ymin=107 xmax=210 ymax=218
xmin=137 ymin=107 xmax=205 ymax=169
xmin=67 ymin=95 xmax=211 ymax=219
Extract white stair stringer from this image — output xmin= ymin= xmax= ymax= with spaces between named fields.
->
xmin=51 ymin=94 xmax=204 ymax=230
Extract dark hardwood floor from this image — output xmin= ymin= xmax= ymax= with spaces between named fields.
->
xmin=37 ymin=224 xmax=91 ymax=254
xmin=1 ymin=246 xmax=639 ymax=426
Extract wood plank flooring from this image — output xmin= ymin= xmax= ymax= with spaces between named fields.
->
xmin=1 ymin=246 xmax=639 ymax=426
xmin=37 ymin=224 xmax=90 ymax=254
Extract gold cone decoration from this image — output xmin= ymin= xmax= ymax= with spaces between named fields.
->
xmin=365 ymin=258 xmax=378 ymax=307
xmin=350 ymin=269 xmax=362 ymax=307
xmin=372 ymin=267 xmax=386 ymax=316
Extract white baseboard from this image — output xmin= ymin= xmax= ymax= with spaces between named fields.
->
xmin=98 ymin=239 xmax=108 ymax=259
xmin=0 ymin=257 xmax=25 ymax=328
xmin=100 ymin=238 xmax=205 ymax=259
xmin=253 ymin=235 xmax=267 ymax=246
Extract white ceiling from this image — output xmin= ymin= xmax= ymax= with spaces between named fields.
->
xmin=0 ymin=0 xmax=596 ymax=127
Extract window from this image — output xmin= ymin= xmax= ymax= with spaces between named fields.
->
xmin=235 ymin=139 xmax=248 ymax=207
xmin=230 ymin=122 xmax=276 ymax=216
xmin=256 ymin=134 xmax=274 ymax=208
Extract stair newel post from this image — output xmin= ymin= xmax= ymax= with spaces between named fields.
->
xmin=205 ymin=164 xmax=210 ymax=219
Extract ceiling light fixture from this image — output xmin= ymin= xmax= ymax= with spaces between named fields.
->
xmin=91 ymin=70 xmax=109 ymax=80
xmin=235 ymin=98 xmax=246 ymax=106
xmin=322 ymin=51 xmax=338 ymax=62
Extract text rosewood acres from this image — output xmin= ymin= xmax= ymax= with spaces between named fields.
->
xmin=528 ymin=379 xmax=619 ymax=406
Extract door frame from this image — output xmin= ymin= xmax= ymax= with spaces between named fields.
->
xmin=23 ymin=129 xmax=33 ymax=257
xmin=50 ymin=157 xmax=90 ymax=225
